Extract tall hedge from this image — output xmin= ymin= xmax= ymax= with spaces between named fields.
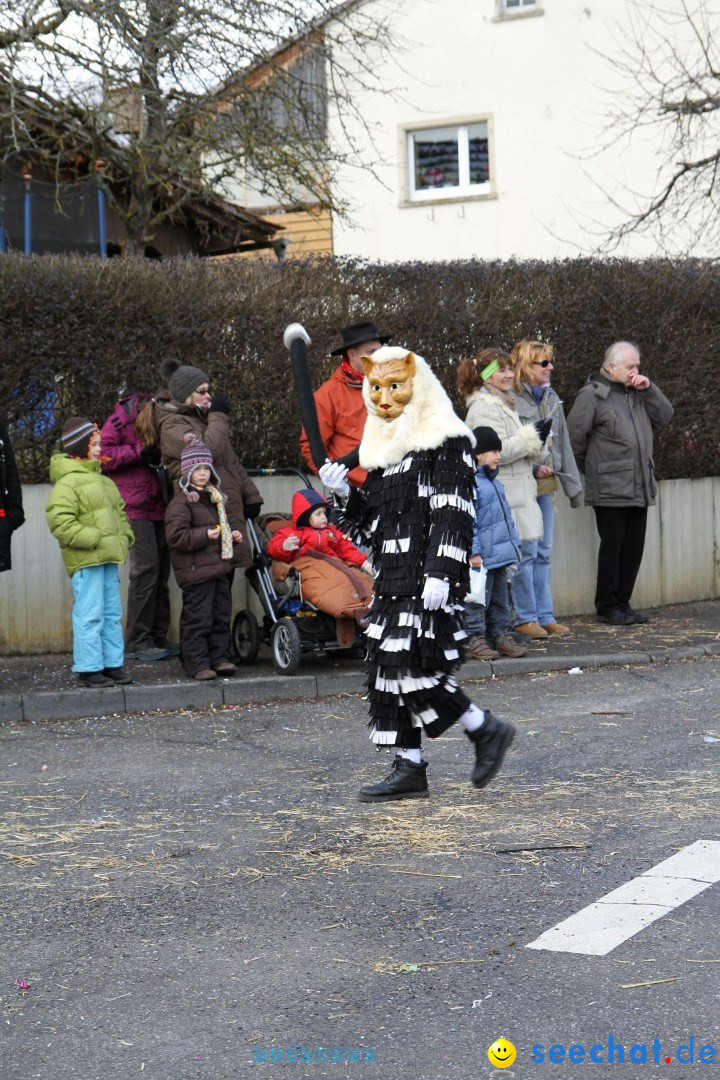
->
xmin=1 ymin=253 xmax=716 ymax=483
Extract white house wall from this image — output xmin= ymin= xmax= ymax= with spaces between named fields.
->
xmin=327 ymin=0 xmax=691 ymax=261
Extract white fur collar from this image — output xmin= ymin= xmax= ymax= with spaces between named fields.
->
xmin=358 ymin=348 xmax=474 ymax=470
xmin=466 ymin=386 xmax=516 ymax=410
xmin=465 ymin=388 xmax=487 ymax=408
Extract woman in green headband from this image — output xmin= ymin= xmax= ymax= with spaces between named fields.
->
xmin=457 ymin=347 xmax=546 ymax=639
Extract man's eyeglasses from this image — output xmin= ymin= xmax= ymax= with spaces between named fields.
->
xmin=532 ymin=359 xmax=553 ymax=368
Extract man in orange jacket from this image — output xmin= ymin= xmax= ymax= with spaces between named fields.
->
xmin=299 ymin=320 xmax=390 ymax=489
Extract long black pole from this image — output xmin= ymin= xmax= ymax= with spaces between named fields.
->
xmin=285 ymin=325 xmax=360 ymax=474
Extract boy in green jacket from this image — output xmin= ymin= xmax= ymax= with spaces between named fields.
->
xmin=46 ymin=417 xmax=135 ymax=688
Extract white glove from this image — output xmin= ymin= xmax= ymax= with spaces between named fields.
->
xmin=319 ymin=460 xmax=350 ymax=498
xmin=422 ymin=577 xmax=449 ymax=611
xmin=283 ymin=322 xmax=312 ymax=350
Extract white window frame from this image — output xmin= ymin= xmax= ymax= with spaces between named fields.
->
xmin=401 ymin=117 xmax=494 ymax=206
xmin=494 ymin=0 xmax=544 ymax=20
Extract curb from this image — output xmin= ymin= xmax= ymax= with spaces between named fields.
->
xmin=0 ymin=672 xmax=346 ymax=724
xmin=1 ymin=646 xmax=716 ymax=724
xmin=487 ymin=651 xmax=651 ymax=676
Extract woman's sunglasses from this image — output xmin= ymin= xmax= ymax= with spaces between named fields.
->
xmin=532 ymin=359 xmax=553 ymax=368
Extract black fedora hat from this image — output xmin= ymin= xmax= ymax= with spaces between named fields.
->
xmin=330 ymin=320 xmax=391 ymax=356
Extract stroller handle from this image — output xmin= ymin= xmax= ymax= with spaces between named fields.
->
xmin=245 ymin=466 xmax=315 ymax=484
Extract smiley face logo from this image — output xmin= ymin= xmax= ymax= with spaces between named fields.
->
xmin=487 ymin=1038 xmax=516 ymax=1068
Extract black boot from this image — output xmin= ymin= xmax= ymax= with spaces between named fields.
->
xmin=358 ymin=756 xmax=429 ymax=803
xmin=467 ymin=711 xmax=516 ymax=788
xmin=622 ymin=606 xmax=650 ymax=624
xmin=103 ymin=667 xmax=133 ymax=685
xmin=77 ymin=671 xmax=115 ymax=688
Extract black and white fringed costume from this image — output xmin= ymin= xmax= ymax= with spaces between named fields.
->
xmin=336 ymin=349 xmax=477 ymax=750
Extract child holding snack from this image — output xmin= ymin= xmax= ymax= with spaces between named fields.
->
xmin=164 ymin=435 xmax=243 ymax=681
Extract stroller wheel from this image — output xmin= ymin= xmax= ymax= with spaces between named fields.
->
xmin=271 ymin=617 xmax=302 ymax=675
xmin=232 ymin=609 xmax=260 ymax=665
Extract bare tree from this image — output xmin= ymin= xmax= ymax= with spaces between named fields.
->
xmin=595 ymin=0 xmax=720 ymax=253
xmin=0 ymin=0 xmax=399 ymax=254
xmin=0 ymin=1 xmax=76 ymax=50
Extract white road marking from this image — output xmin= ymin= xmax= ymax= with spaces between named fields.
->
xmin=526 ymin=840 xmax=720 ymax=956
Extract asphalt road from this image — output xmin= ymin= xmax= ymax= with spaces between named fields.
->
xmin=2 ymin=657 xmax=719 ymax=1080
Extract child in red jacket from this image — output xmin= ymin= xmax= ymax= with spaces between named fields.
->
xmin=268 ymin=489 xmax=373 ymax=574
xmin=268 ymin=489 xmax=374 ymax=628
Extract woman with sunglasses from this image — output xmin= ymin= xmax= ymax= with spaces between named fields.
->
xmin=151 ymin=359 xmax=262 ymax=578
xmin=510 ymin=341 xmax=583 ymax=639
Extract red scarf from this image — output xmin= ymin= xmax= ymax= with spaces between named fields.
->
xmin=340 ymin=357 xmax=364 ymax=386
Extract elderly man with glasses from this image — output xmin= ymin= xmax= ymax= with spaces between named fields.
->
xmin=567 ymin=341 xmax=673 ymax=626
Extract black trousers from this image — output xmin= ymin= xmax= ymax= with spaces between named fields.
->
xmin=125 ymin=520 xmax=171 ymax=651
xmin=593 ymin=506 xmax=648 ymax=615
xmin=180 ymin=577 xmax=232 ymax=676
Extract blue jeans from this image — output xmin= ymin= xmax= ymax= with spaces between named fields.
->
xmin=70 ymin=564 xmax=124 ymax=673
xmin=512 ymin=493 xmax=555 ymax=626
xmin=464 ymin=566 xmax=512 ymax=642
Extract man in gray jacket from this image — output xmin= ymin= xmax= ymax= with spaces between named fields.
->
xmin=567 ymin=342 xmax=673 ymax=625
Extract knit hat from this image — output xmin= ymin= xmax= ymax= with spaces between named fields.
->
xmin=293 ymin=488 xmax=330 ymax=529
xmin=473 ymin=426 xmax=502 ymax=454
xmin=61 ymin=417 xmax=98 ymax=459
xmin=180 ymin=433 xmax=219 ymax=488
xmin=161 ymin=358 xmax=209 ymax=403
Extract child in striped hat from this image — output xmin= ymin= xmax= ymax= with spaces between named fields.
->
xmin=164 ymin=435 xmax=243 ymax=681
xmin=45 ymin=417 xmax=135 ymax=687
xmin=60 ymin=416 xmax=101 ymax=459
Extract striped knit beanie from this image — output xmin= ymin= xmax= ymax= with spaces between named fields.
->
xmin=61 ymin=417 xmax=98 ymax=459
xmin=180 ymin=433 xmax=219 ymax=487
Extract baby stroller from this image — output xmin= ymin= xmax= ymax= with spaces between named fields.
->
xmin=232 ymin=468 xmax=369 ymax=675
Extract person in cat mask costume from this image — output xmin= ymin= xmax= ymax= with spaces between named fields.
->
xmin=319 ymin=346 xmax=516 ymax=802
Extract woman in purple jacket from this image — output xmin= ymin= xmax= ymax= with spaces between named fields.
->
xmin=101 ymin=393 xmax=174 ymax=661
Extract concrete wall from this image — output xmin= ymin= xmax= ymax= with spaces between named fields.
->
xmin=1 ymin=476 xmax=718 ymax=654
xmin=549 ymin=478 xmax=720 ymax=616
xmin=0 ymin=474 xmax=300 ymax=655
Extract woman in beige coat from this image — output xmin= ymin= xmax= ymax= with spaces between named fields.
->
xmin=458 ymin=348 xmax=547 ymax=638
